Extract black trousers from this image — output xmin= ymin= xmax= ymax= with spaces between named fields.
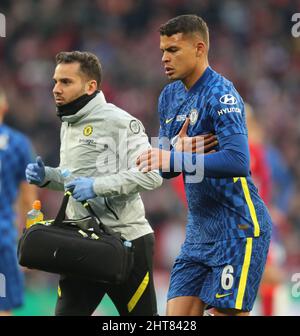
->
xmin=55 ymin=233 xmax=157 ymax=316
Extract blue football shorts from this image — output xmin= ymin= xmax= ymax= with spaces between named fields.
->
xmin=167 ymin=233 xmax=271 ymax=312
xmin=0 ymin=244 xmax=24 ymax=311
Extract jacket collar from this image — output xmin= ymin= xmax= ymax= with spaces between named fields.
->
xmin=61 ymin=91 xmax=107 ymax=124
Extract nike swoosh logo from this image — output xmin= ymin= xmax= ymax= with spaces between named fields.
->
xmin=165 ymin=118 xmax=174 ymax=124
xmin=215 ymin=292 xmax=233 ymax=299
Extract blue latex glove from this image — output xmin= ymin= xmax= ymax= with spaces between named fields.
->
xmin=65 ymin=177 xmax=96 ymax=201
xmin=25 ymin=156 xmax=45 ymax=185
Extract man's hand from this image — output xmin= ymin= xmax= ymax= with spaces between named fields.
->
xmin=65 ymin=177 xmax=96 ymax=202
xmin=136 ymin=148 xmax=171 ymax=173
xmin=136 ymin=118 xmax=218 ymax=173
xmin=25 ymin=156 xmax=46 ymax=185
xmin=174 ymin=117 xmax=218 ymax=153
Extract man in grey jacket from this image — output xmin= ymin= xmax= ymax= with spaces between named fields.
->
xmin=25 ymin=51 xmax=162 ymax=316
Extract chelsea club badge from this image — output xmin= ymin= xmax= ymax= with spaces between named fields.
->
xmin=189 ymin=109 xmax=198 ymax=125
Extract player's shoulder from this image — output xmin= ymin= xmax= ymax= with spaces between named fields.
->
xmin=159 ymin=80 xmax=182 ymax=102
xmin=207 ymin=71 xmax=243 ymax=107
xmin=2 ymin=124 xmax=30 ymax=144
xmin=0 ymin=125 xmax=33 ymax=158
xmin=160 ymin=80 xmax=182 ymax=94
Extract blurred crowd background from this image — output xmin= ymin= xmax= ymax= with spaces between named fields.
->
xmin=1 ymin=0 xmax=300 ymax=315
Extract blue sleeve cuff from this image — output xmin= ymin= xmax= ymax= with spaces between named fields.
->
xmin=170 ymin=150 xmax=202 ymax=173
xmin=170 ymin=149 xmax=184 ymax=172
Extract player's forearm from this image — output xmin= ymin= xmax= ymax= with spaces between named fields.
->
xmin=170 ymin=134 xmax=250 ymax=178
xmin=158 ymin=132 xmax=180 ymax=180
xmin=204 ymin=149 xmax=249 ymax=177
xmin=159 ymin=139 xmax=182 ymax=176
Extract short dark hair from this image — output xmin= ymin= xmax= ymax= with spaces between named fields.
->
xmin=159 ymin=14 xmax=209 ymax=46
xmin=55 ymin=51 xmax=102 ymax=89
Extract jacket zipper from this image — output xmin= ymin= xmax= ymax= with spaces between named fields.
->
xmin=104 ymin=197 xmax=119 ymax=220
xmin=65 ymin=122 xmax=71 ymax=167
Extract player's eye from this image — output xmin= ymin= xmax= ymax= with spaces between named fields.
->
xmin=61 ymin=79 xmax=72 ymax=84
xmin=168 ymin=48 xmax=179 ymax=53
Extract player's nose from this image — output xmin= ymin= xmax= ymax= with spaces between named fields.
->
xmin=161 ymin=52 xmax=170 ymax=63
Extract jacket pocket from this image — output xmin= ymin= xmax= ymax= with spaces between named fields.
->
xmin=104 ymin=197 xmax=119 ymax=220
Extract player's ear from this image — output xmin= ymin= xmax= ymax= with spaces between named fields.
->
xmin=196 ymin=41 xmax=206 ymax=57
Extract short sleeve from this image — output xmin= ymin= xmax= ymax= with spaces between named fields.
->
xmin=208 ymin=85 xmax=247 ymax=137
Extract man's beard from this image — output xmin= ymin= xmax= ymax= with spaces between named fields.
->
xmin=56 ymin=91 xmax=99 ymax=119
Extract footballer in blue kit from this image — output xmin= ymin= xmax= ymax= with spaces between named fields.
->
xmin=137 ymin=15 xmax=272 ymax=315
xmin=0 ymin=89 xmax=36 ymax=314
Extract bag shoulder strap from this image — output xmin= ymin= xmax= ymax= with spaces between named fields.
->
xmin=81 ymin=200 xmax=120 ymax=237
xmin=52 ymin=192 xmax=69 ymax=226
xmin=53 ymin=191 xmax=117 ymax=237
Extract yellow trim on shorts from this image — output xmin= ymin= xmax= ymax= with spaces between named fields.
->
xmin=234 ymin=177 xmax=260 ymax=237
xmin=127 ymin=272 xmax=149 ymax=312
xmin=235 ymin=237 xmax=253 ymax=310
xmin=57 ymin=285 xmax=62 ymax=298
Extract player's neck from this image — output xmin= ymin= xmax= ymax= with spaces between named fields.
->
xmin=183 ymin=61 xmax=209 ymax=91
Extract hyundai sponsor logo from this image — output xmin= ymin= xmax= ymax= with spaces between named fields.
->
xmin=218 ymin=107 xmax=241 ymax=116
xmin=219 ymin=94 xmax=237 ymax=105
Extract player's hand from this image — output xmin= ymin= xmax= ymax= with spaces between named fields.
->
xmin=65 ymin=177 xmax=96 ymax=202
xmin=174 ymin=117 xmax=218 ymax=153
xmin=136 ymin=148 xmax=171 ymax=173
xmin=25 ymin=156 xmax=46 ymax=185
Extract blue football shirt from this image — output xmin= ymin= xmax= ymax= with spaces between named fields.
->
xmin=0 ymin=124 xmax=34 ymax=244
xmin=158 ymin=66 xmax=272 ymax=243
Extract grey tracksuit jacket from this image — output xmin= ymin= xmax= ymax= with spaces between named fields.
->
xmin=44 ymin=91 xmax=162 ymax=240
